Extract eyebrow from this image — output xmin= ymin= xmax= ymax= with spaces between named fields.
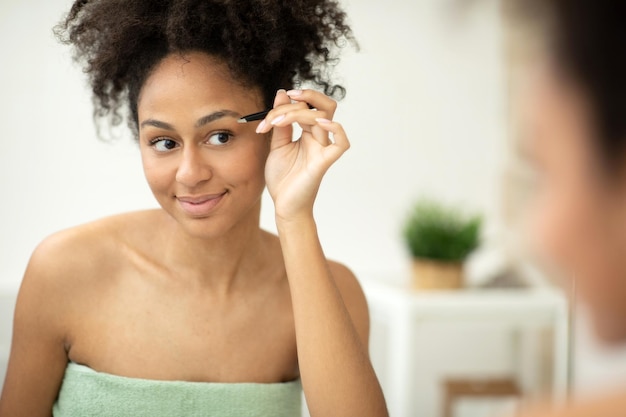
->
xmin=195 ymin=110 xmax=241 ymax=128
xmin=140 ymin=109 xmax=242 ymax=130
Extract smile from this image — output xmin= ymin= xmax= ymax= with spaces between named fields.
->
xmin=176 ymin=192 xmax=227 ymax=217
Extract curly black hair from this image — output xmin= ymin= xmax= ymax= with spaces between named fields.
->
xmin=55 ymin=0 xmax=355 ymax=137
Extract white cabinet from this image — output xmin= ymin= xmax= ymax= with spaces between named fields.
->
xmin=362 ymin=279 xmax=570 ymax=417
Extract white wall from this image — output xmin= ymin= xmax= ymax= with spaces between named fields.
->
xmin=0 ymin=291 xmax=16 ymax=394
xmin=323 ymin=0 xmax=508 ymax=277
xmin=0 ymin=0 xmax=508 ymax=289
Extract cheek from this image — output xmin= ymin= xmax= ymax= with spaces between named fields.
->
xmin=140 ymin=151 xmax=175 ymax=196
xmin=529 ymin=177 xmax=581 ymax=259
xmin=524 ymin=78 xmax=610 ymax=278
xmin=526 ymin=141 xmax=617 ymax=290
xmin=141 ymin=149 xmax=178 ymax=203
xmin=527 ymin=149 xmax=589 ymax=263
xmin=529 ymin=167 xmax=626 ymax=336
xmin=209 ymin=141 xmax=269 ymax=200
xmin=530 ymin=174 xmax=609 ymax=272
xmin=223 ymin=140 xmax=269 ymax=186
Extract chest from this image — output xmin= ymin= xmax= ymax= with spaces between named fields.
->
xmin=67 ymin=275 xmax=298 ymax=383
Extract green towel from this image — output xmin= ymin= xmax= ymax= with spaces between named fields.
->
xmin=52 ymin=362 xmax=302 ymax=417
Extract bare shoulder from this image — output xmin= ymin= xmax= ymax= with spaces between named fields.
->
xmin=18 ymin=216 xmax=112 ymax=328
xmin=15 ymin=209 xmax=163 ymax=348
xmin=24 ymin=210 xmax=159 ymax=293
xmin=0 ymin=211 xmax=156 ymax=416
xmin=29 ymin=213 xmax=128 ymax=279
xmin=328 ymin=261 xmax=370 ymax=346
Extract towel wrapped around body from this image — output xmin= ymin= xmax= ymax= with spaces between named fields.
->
xmin=52 ymin=362 xmax=302 ymax=417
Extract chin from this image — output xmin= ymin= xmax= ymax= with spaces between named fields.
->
xmin=169 ymin=203 xmax=259 ymax=240
xmin=176 ymin=214 xmax=239 ymax=239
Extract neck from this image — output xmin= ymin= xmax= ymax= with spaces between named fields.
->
xmin=158 ymin=202 xmax=271 ymax=293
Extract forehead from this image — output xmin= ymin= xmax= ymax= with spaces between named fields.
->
xmin=137 ymin=52 xmax=262 ymax=115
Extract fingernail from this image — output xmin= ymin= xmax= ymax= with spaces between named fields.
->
xmin=286 ymin=89 xmax=303 ymax=97
xmin=277 ymin=89 xmax=287 ymax=95
xmin=271 ymin=114 xmax=286 ymax=126
xmin=256 ymin=119 xmax=266 ymax=133
xmin=316 ymin=118 xmax=332 ymax=124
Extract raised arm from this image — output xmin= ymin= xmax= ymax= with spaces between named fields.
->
xmin=260 ymin=89 xmax=388 ymax=417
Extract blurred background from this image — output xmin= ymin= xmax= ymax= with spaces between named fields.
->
xmin=1 ymin=1 xmax=626 ymax=416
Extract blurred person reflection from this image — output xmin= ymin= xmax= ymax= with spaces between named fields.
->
xmin=517 ymin=1 xmax=626 ymax=416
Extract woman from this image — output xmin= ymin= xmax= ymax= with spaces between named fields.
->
xmin=0 ymin=1 xmax=388 ymax=416
xmin=515 ymin=0 xmax=626 ymax=416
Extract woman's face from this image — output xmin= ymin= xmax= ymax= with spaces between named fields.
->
xmin=137 ymin=52 xmax=270 ymax=238
xmin=524 ymin=64 xmax=626 ymax=343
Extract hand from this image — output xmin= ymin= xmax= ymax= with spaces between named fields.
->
xmin=258 ymin=89 xmax=350 ymax=222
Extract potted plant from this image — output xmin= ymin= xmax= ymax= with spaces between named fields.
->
xmin=403 ymin=199 xmax=481 ymax=290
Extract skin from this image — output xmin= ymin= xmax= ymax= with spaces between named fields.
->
xmin=518 ymin=64 xmax=626 ymax=416
xmin=524 ymin=64 xmax=626 ymax=343
xmin=0 ymin=52 xmax=388 ymax=417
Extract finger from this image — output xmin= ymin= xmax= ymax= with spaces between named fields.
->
xmin=255 ymin=88 xmax=313 ymax=134
xmin=267 ymin=90 xmax=293 ymax=150
xmin=286 ymin=89 xmax=337 ymax=119
xmin=267 ymin=108 xmax=329 ymax=131
xmin=263 ymin=89 xmax=291 ymax=124
xmin=310 ymin=124 xmax=332 ymax=146
xmin=271 ymin=108 xmax=331 ymax=147
xmin=315 ymin=118 xmax=351 ymax=160
xmin=256 ymin=103 xmax=315 ymax=134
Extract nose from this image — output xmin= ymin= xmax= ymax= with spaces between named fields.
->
xmin=175 ymin=146 xmax=212 ymax=188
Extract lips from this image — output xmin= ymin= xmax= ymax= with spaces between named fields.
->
xmin=176 ymin=192 xmax=227 ymax=217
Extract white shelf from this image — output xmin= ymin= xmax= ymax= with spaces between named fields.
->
xmin=361 ymin=278 xmax=570 ymax=417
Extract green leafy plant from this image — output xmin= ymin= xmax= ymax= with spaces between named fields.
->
xmin=403 ymin=199 xmax=482 ymax=262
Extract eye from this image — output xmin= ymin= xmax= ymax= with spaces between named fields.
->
xmin=150 ymin=138 xmax=179 ymax=152
xmin=207 ymin=132 xmax=233 ymax=146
